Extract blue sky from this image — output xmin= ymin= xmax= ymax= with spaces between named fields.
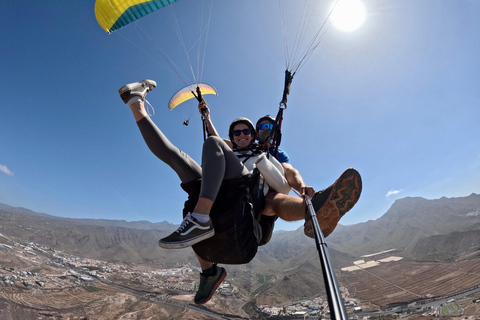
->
xmin=1 ymin=0 xmax=479 ymax=232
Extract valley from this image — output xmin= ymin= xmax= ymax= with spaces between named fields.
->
xmin=2 ymin=232 xmax=480 ymax=319
xmin=1 ymin=194 xmax=480 ymax=319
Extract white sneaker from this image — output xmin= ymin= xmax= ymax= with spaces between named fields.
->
xmin=118 ymin=79 xmax=157 ymax=104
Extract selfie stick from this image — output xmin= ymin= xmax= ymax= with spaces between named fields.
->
xmin=293 ymin=190 xmax=348 ymax=320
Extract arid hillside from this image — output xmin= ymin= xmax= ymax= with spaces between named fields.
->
xmin=1 ymin=194 xmax=480 ymax=319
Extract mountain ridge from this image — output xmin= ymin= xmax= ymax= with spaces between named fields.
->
xmin=1 ymin=193 xmax=480 ymax=272
xmin=326 ymin=193 xmax=480 ymax=257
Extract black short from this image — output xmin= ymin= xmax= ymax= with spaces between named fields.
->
xmin=258 ymin=214 xmax=278 ymax=246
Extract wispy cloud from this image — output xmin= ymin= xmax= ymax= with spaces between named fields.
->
xmin=0 ymin=164 xmax=14 ymax=176
xmin=386 ymin=189 xmax=402 ymax=198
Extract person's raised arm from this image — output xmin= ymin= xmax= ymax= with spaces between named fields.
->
xmin=281 ymin=162 xmax=315 ymax=198
xmin=199 ymin=102 xmax=219 ymax=137
xmin=198 ymin=102 xmax=233 ymax=148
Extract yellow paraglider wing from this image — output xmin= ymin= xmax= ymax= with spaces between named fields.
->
xmin=95 ymin=0 xmax=180 ymax=34
xmin=168 ymin=83 xmax=218 ymax=110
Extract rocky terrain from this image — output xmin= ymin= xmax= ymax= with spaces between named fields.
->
xmin=1 ymin=193 xmax=480 ymax=319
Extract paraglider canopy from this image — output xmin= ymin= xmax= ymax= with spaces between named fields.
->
xmin=168 ymin=83 xmax=217 ymax=110
xmin=95 ymin=0 xmax=180 ymax=34
xmin=95 ymin=0 xmax=217 ymax=112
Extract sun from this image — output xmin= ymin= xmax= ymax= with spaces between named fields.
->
xmin=330 ymin=0 xmax=366 ymax=32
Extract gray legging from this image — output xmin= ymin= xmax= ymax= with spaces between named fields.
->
xmin=137 ymin=116 xmax=249 ymax=201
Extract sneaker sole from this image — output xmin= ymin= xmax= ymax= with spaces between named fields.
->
xmin=194 ymin=268 xmax=227 ymax=305
xmin=304 ymin=168 xmax=362 ymax=238
xmin=118 ymin=79 xmax=157 ymax=95
xmin=158 ymin=229 xmax=215 ymax=249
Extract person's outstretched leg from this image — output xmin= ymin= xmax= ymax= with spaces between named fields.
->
xmin=119 ymin=80 xmax=214 ymax=249
xmin=263 ymin=168 xmax=362 ymax=238
xmin=263 ymin=189 xmax=347 ymax=237
xmin=119 ymin=80 xmax=202 ymax=184
xmin=262 ymin=191 xmax=305 ymax=221
xmin=137 ymin=116 xmax=202 ymax=183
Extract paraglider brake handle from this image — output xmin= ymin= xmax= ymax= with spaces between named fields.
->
xmin=280 ymin=70 xmax=294 ymax=108
xmin=200 ymin=108 xmax=208 ymax=122
xmin=195 ymin=86 xmax=205 ymax=103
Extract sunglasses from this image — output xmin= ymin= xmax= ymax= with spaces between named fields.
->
xmin=259 ymin=123 xmax=273 ymax=130
xmin=232 ymin=128 xmax=252 ymax=136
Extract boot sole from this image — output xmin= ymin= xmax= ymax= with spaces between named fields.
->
xmin=304 ymin=168 xmax=362 ymax=238
xmin=118 ymin=79 xmax=157 ymax=95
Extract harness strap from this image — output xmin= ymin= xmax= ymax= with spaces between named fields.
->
xmin=233 ymin=144 xmax=265 ymax=163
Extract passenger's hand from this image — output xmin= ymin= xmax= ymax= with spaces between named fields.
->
xmin=198 ymin=102 xmax=209 ymax=117
xmin=301 ymin=186 xmax=315 ymax=199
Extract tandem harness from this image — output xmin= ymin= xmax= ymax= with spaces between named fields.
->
xmin=180 ymin=168 xmax=270 ymax=264
xmin=179 ymin=144 xmax=278 ymax=265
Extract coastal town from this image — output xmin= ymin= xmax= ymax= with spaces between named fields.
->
xmin=1 ymin=235 xmax=475 ymax=319
xmin=0 ymin=238 xmax=345 ymax=318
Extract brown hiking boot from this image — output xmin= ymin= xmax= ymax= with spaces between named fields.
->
xmin=304 ymin=168 xmax=362 ymax=238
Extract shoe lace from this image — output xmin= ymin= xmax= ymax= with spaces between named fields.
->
xmin=145 ymin=99 xmax=155 ymax=117
xmin=176 ymin=213 xmax=194 ymax=234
